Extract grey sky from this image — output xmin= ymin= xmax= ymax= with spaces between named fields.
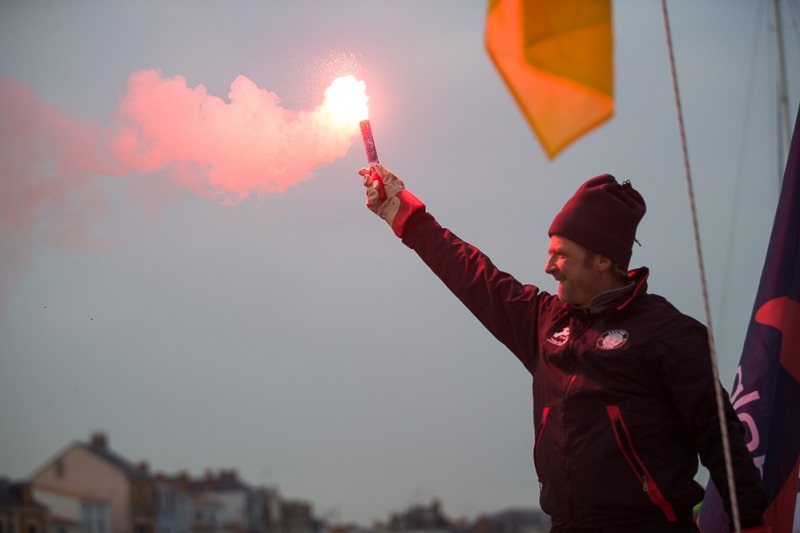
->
xmin=1 ymin=1 xmax=798 ymax=526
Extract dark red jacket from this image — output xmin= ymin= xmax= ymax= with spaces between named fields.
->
xmin=401 ymin=211 xmax=767 ymax=529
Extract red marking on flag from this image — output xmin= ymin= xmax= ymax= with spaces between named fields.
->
xmin=755 ymin=297 xmax=800 ymax=382
xmin=762 ymin=454 xmax=800 ymax=533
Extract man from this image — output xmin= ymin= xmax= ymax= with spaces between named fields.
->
xmin=358 ymin=163 xmax=768 ymax=532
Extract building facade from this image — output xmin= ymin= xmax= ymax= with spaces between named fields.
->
xmin=31 ymin=432 xmax=153 ymax=533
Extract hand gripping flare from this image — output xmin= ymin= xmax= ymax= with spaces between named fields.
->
xmin=360 ymin=163 xmax=425 ymax=237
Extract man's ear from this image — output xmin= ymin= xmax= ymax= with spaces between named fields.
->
xmin=595 ymin=255 xmax=614 ymax=272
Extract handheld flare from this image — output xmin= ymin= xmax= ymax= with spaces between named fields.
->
xmin=359 ymin=120 xmax=379 ymax=164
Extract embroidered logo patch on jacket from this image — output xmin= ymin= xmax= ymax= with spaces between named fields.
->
xmin=597 ymin=330 xmax=629 ymax=350
xmin=547 ymin=326 xmax=570 ymax=346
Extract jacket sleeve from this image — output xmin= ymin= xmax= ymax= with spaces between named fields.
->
xmin=400 ymin=210 xmax=549 ymax=373
xmin=659 ymin=318 xmax=768 ymax=528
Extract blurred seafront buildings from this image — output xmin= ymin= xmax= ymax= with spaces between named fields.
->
xmin=0 ymin=432 xmax=551 ymax=533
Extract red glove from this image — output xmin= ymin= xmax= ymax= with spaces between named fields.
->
xmin=360 ymin=163 xmax=425 ymax=237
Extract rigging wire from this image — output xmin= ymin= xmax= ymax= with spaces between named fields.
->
xmin=772 ymin=0 xmax=800 ymax=181
xmin=717 ymin=3 xmax=765 ymax=342
xmin=789 ymin=0 xmax=800 ymax=52
xmin=774 ymin=0 xmax=792 ymax=166
xmin=659 ymin=1 xmax=742 ymax=531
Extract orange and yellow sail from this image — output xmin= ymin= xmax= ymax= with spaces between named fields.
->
xmin=485 ymin=0 xmax=613 ymax=158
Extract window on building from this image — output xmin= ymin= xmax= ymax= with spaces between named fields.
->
xmin=81 ymin=501 xmax=110 ymax=533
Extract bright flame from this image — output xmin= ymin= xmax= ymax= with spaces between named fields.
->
xmin=321 ymin=75 xmax=369 ymax=128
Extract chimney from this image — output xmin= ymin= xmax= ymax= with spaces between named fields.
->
xmin=138 ymin=461 xmax=149 ymax=475
xmin=90 ymin=431 xmax=108 ymax=450
xmin=178 ymin=471 xmax=189 ymax=488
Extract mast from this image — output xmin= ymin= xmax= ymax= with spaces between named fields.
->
xmin=772 ymin=0 xmax=791 ymax=180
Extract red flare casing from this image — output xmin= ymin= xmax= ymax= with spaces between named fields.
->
xmin=359 ymin=120 xmax=379 ymax=164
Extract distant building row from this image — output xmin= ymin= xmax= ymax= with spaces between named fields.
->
xmin=1 ymin=432 xmax=315 ymax=533
xmin=1 ymin=432 xmax=552 ymax=533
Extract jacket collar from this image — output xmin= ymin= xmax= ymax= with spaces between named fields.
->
xmin=567 ymin=267 xmax=650 ymax=315
xmin=611 ymin=266 xmax=649 ymax=311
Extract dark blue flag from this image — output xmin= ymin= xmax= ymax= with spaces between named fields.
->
xmin=698 ymin=104 xmax=800 ymax=531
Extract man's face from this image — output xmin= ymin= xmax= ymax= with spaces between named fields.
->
xmin=544 ymin=235 xmax=603 ymax=308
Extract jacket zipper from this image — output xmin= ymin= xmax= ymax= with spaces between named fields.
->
xmin=613 ymin=417 xmax=650 ymax=492
xmin=562 ymin=316 xmax=585 ymax=523
xmin=534 ymin=406 xmax=550 ymax=492
xmin=563 ymin=344 xmax=578 ymax=521
xmin=606 ymin=406 xmax=677 ymax=522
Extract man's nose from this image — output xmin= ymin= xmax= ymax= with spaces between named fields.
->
xmin=544 ymin=256 xmax=555 ymax=274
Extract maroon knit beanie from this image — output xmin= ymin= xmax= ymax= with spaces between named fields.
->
xmin=548 ymin=174 xmax=646 ymax=270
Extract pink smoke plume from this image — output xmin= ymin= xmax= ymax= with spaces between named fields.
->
xmin=0 ymin=70 xmax=368 ymax=304
xmin=1 ymin=76 xmax=106 ymax=307
xmin=108 ymin=70 xmax=365 ymax=202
